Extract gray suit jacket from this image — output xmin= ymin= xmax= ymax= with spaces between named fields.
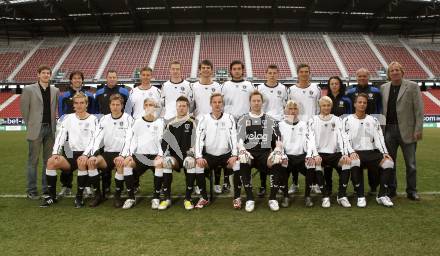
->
xmin=381 ymin=79 xmax=424 ymax=144
xmin=20 ymin=83 xmax=59 ymax=140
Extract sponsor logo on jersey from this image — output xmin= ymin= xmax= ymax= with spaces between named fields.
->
xmin=246 ymin=131 xmax=268 ymax=142
xmin=339 ymin=101 xmax=344 ymax=107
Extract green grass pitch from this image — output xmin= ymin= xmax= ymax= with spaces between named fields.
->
xmin=0 ymin=130 xmax=439 ymax=255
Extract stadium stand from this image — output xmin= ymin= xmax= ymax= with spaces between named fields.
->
xmin=0 ymin=95 xmax=21 ymax=118
xmin=199 ymin=33 xmax=245 ymax=75
xmin=13 ymin=38 xmax=71 ymax=82
xmin=153 ymin=33 xmax=195 ymax=80
xmin=248 ymin=33 xmax=291 ymax=79
xmin=330 ymin=33 xmax=384 ymax=79
xmin=408 ymin=42 xmax=440 ymax=77
xmin=287 ymin=33 xmax=341 ymax=78
xmin=102 ymin=34 xmax=156 ymax=79
xmin=58 ymin=35 xmax=113 ymax=80
xmin=371 ymin=35 xmax=428 ymax=79
xmin=0 ymin=40 xmax=35 ymax=81
xmin=0 ymin=91 xmax=13 ymax=105
xmin=422 ymin=93 xmax=440 ymax=115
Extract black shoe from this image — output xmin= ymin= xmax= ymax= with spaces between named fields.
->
xmin=389 ymin=189 xmax=397 ymax=198
xmin=407 ymin=192 xmax=420 ymax=201
xmin=89 ymin=193 xmax=103 ymax=207
xmin=257 ymin=187 xmax=266 ymax=198
xmin=222 ymin=183 xmax=231 ymax=193
xmin=113 ymin=194 xmax=123 ymax=208
xmin=74 ymin=197 xmax=85 ymax=208
xmin=305 ymin=196 xmax=314 ymax=207
xmin=27 ymin=192 xmax=40 ymax=200
xmin=40 ymin=196 xmax=57 ymax=207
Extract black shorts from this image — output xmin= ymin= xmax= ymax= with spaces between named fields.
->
xmin=356 ymin=150 xmax=383 ymax=169
xmin=204 ymin=152 xmax=231 ymax=172
xmin=169 ymin=153 xmax=184 ymax=171
xmin=319 ymin=152 xmax=342 ymax=169
xmin=102 ymin=152 xmax=120 ymax=171
xmin=133 ymin=154 xmax=157 ymax=176
xmin=286 ymin=154 xmax=307 ymax=174
xmin=64 ymin=151 xmax=84 ymax=171
xmin=249 ymin=150 xmax=271 ymax=173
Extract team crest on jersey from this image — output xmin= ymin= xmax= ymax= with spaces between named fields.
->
xmin=104 ymin=94 xmax=107 ymax=97
xmin=368 ymin=93 xmax=373 ymax=99
xmin=235 ymin=84 xmax=239 ymax=88
xmin=277 ymin=91 xmax=282 ymax=96
xmin=181 ymin=86 xmax=185 ymax=91
xmin=299 ymin=127 xmax=303 ymax=133
xmin=211 ymin=88 xmax=216 ymax=92
xmin=324 ymin=124 xmax=328 ymax=127
xmin=366 ymin=122 xmax=370 ymax=127
xmin=243 ymin=85 xmax=247 ymax=89
xmin=246 ymin=120 xmax=251 ymax=126
xmin=185 ymin=123 xmax=190 ymax=130
xmin=120 ymin=121 xmax=124 ymax=126
xmin=339 ymin=101 xmax=344 ymax=107
xmin=309 ymin=91 xmax=313 ymax=96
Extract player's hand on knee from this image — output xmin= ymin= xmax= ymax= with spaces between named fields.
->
xmin=383 ymin=154 xmax=392 ymax=161
xmin=114 ymin=156 xmax=124 ymax=169
xmin=183 ymin=156 xmax=195 ymax=169
xmin=349 ymin=152 xmax=359 ymax=160
xmin=196 ymin=158 xmax=207 ymax=168
xmin=87 ymin=156 xmax=97 ymax=167
xmin=340 ymin=155 xmax=351 ymax=166
xmin=77 ymin=155 xmax=88 ymax=166
xmin=313 ymin=155 xmax=322 ymax=166
xmin=124 ymin=156 xmax=134 ymax=166
xmin=305 ymin=157 xmax=315 ymax=168
xmin=227 ymin=156 xmax=238 ymax=169
xmin=154 ymin=156 xmax=163 ymax=167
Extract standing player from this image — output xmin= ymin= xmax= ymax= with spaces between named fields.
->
xmin=84 ymin=94 xmax=133 ymax=208
xmin=192 ymin=60 xmax=222 ymax=121
xmin=236 ymin=91 xmax=282 ymax=212
xmin=160 ymin=96 xmax=197 ymax=210
xmin=57 ymin=71 xmax=96 ymax=198
xmin=95 ymin=70 xmax=129 ymax=196
xmin=343 ymin=93 xmax=394 ymax=207
xmin=195 ymin=93 xmax=238 ymax=209
xmin=120 ymin=98 xmax=164 ymax=209
xmin=161 ymin=61 xmax=193 ymax=121
xmin=125 ymin=67 xmax=161 ymax=119
xmin=41 ymin=92 xmax=98 ymax=208
xmin=277 ymin=100 xmax=320 ymax=207
xmin=286 ymin=63 xmax=321 ymax=195
xmin=255 ymin=64 xmax=287 ymax=197
xmin=307 ymin=96 xmax=352 ymax=208
xmin=221 ymin=60 xmax=255 ymax=194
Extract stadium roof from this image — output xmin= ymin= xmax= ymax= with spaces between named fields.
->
xmin=0 ymin=0 xmax=439 ymax=38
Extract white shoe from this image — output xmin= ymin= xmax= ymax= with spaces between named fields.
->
xmin=158 ymin=199 xmax=171 ymax=210
xmin=245 ymin=200 xmax=255 ymax=212
xmin=122 ymin=199 xmax=136 ymax=209
xmin=288 ymin=184 xmax=298 ymax=195
xmin=357 ymin=197 xmax=367 ymax=208
xmin=322 ymin=197 xmax=331 ymax=208
xmin=151 ymin=198 xmax=160 ymax=209
xmin=194 ymin=186 xmax=201 ymax=195
xmin=268 ymin=200 xmax=279 ymax=211
xmin=214 ymin=185 xmax=222 ymax=194
xmin=376 ymin=196 xmax=394 ymax=207
xmin=58 ymin=187 xmax=72 ymax=198
xmin=83 ymin=187 xmax=93 ymax=198
xmin=337 ymin=197 xmax=352 ymax=208
xmin=311 ymin=185 xmax=321 ymax=194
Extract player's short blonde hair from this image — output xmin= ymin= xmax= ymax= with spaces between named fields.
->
xmin=143 ymin=97 xmax=157 ymax=107
xmin=285 ymin=100 xmax=299 ymax=111
xmin=319 ymin=96 xmax=333 ymax=106
xmin=72 ymin=92 xmax=88 ymax=104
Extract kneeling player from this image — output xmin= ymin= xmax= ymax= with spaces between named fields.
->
xmin=84 ymin=94 xmax=133 ymax=208
xmin=195 ymin=93 xmax=238 ymax=209
xmin=307 ymin=96 xmax=352 ymax=208
xmin=41 ymin=92 xmax=98 ymax=208
xmin=160 ymin=96 xmax=197 ymax=210
xmin=343 ymin=93 xmax=394 ymax=207
xmin=277 ymin=100 xmax=320 ymax=208
xmin=120 ymin=98 xmax=164 ymax=209
xmin=237 ymin=91 xmax=282 ymax=212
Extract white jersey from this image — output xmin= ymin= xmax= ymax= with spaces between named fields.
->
xmin=84 ymin=113 xmax=134 ymax=156
xmin=161 ymin=80 xmax=193 ymax=120
xmin=256 ymin=83 xmax=287 ymax=121
xmin=222 ymin=80 xmax=255 ymax=120
xmin=342 ymin=114 xmax=388 ymax=154
xmin=308 ymin=115 xmax=345 ymax=154
xmin=195 ymin=113 xmax=238 ymax=158
xmin=121 ymin=117 xmax=164 ymax=157
xmin=287 ymin=84 xmax=321 ymax=122
xmin=53 ymin=113 xmax=98 ymax=155
xmin=125 ymin=85 xmax=162 ymax=119
xmin=278 ymin=120 xmax=317 ymax=157
xmin=192 ymin=81 xmax=222 ymax=120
